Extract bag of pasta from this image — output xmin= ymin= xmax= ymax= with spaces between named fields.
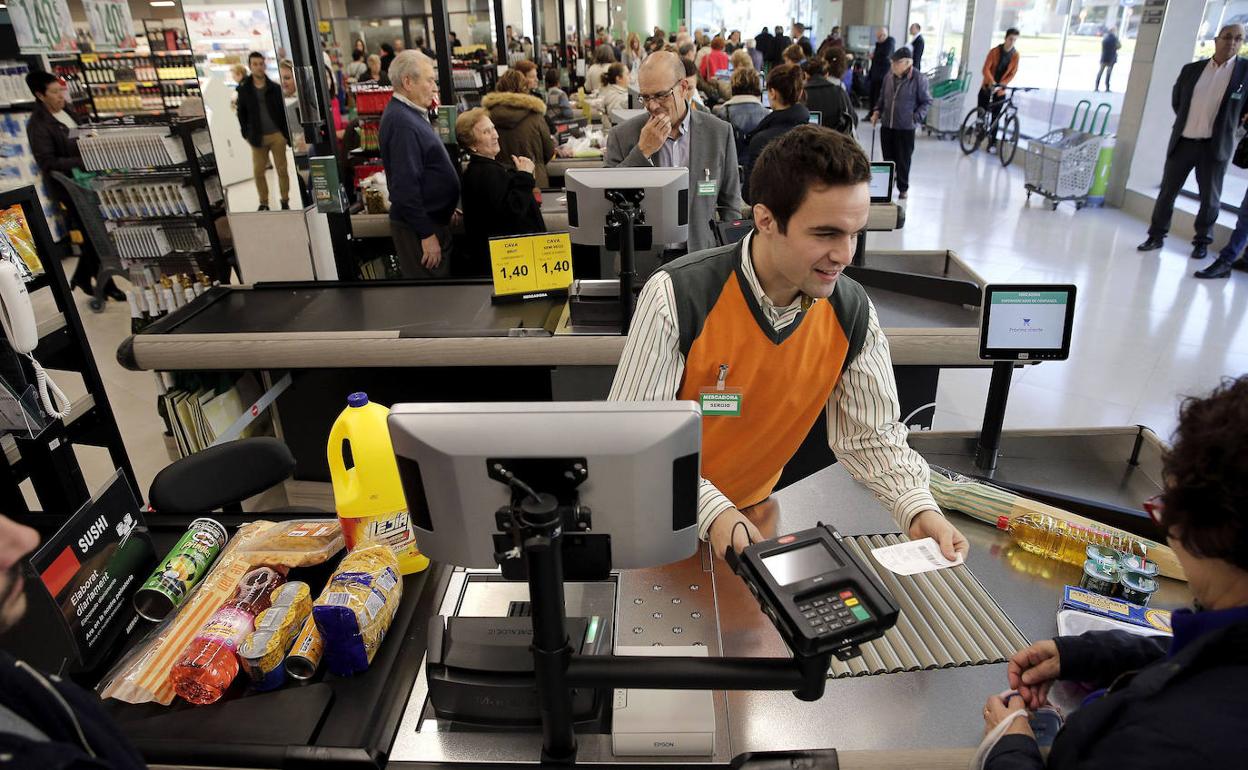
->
xmin=312 ymin=544 xmax=402 ymax=676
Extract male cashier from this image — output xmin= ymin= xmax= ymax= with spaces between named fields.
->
xmin=609 ymin=126 xmax=968 ymax=561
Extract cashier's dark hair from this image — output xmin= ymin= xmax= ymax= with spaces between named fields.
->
xmin=1160 ymin=375 xmax=1248 ymax=572
xmin=750 ymin=125 xmax=870 ymax=232
xmin=25 ymin=71 xmax=58 ymax=97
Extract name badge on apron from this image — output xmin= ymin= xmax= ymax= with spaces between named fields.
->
xmin=699 ymin=364 xmax=742 ymax=416
xmin=696 ymin=169 xmax=718 ymax=197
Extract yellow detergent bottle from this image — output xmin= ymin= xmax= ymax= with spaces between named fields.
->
xmin=327 ymin=392 xmax=429 ymax=574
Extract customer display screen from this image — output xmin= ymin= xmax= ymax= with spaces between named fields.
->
xmin=762 ymin=543 xmax=843 ymax=586
xmin=869 ymin=162 xmax=894 ymax=202
xmin=980 ymin=285 xmax=1076 ymax=360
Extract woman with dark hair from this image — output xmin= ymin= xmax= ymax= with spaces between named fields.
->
xmin=978 ymin=375 xmax=1248 ymax=769
xmin=597 ymin=63 xmax=630 ymax=128
xmin=804 ymin=56 xmax=856 ymax=136
xmin=484 ymin=70 xmax=556 ymax=187
xmin=742 ymin=63 xmax=809 ymax=201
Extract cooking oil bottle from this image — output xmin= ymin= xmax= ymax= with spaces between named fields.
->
xmin=328 ymin=392 xmax=429 ymax=574
xmin=997 ymin=513 xmax=1147 ymax=567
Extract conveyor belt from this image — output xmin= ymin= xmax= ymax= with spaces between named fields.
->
xmin=828 ymin=534 xmax=1029 ymax=678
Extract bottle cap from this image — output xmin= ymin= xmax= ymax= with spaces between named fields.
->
xmin=996 ymin=515 xmax=1010 ymax=530
xmin=347 ymin=392 xmax=369 ymax=408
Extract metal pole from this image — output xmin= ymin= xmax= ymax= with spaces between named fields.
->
xmin=573 ymin=0 xmax=583 ymax=66
xmin=493 ymin=0 xmax=508 ymax=66
xmin=588 ymin=0 xmax=595 ymax=51
xmin=531 ymin=0 xmax=542 ymax=62
xmin=429 ymin=0 xmax=455 ymax=106
xmin=615 ymin=201 xmax=636 ymax=335
xmin=975 ymin=361 xmax=1015 ymax=472
xmin=558 ymin=0 xmax=568 ymax=68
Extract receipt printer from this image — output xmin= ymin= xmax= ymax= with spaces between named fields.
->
xmin=426 ymin=615 xmax=607 ymax=726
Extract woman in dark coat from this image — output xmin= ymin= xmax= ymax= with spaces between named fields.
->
xmin=482 ymin=70 xmax=556 ymax=188
xmin=979 ymin=375 xmax=1248 ymax=770
xmin=742 ymin=63 xmax=809 ymax=203
xmin=803 ymin=56 xmax=856 ymax=136
xmin=455 ymin=108 xmax=546 ymax=278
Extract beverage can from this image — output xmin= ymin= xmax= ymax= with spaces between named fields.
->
xmin=134 ymin=517 xmax=229 ymax=621
xmin=285 ymin=615 xmax=324 ymax=680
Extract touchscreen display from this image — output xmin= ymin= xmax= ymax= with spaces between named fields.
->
xmin=869 ymin=163 xmax=892 ymax=200
xmin=762 ymin=543 xmax=843 ymax=586
xmin=986 ymin=290 xmax=1069 ymax=350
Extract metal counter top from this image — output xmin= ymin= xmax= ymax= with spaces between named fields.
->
xmin=388 ymin=451 xmax=1191 ymax=766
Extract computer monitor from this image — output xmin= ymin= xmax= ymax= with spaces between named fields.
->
xmin=388 ymin=401 xmax=702 ymax=570
xmin=978 ymin=284 xmax=1077 ymax=361
xmin=565 ymin=167 xmax=689 ymax=247
xmin=609 ymin=107 xmax=648 ymax=126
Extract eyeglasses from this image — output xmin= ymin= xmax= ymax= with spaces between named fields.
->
xmin=638 ymin=81 xmax=681 ymax=105
xmin=1218 ymin=33 xmax=1246 ymax=42
xmin=1142 ymin=495 xmax=1164 ymax=526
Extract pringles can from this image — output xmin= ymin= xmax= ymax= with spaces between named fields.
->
xmin=134 ymin=518 xmax=229 ymax=621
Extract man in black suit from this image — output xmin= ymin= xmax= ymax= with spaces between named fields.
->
xmin=910 ymin=23 xmax=925 ymax=73
xmin=755 ymin=26 xmax=775 ymax=67
xmin=791 ymin=23 xmax=813 ymax=58
xmin=869 ymin=27 xmax=896 ymax=115
xmin=770 ymin=25 xmax=792 ymax=67
xmin=1139 ymin=23 xmax=1248 ymax=262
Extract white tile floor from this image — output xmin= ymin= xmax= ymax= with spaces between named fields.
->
xmin=50 ymin=129 xmax=1248 ymax=506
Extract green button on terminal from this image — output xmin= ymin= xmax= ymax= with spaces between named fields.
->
xmin=850 ymin=605 xmax=870 ymax=622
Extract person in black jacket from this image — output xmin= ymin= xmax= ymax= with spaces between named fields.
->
xmin=0 ymin=513 xmax=146 ymax=769
xmin=980 ymin=374 xmax=1248 ymax=770
xmin=754 ymin=27 xmax=775 ymax=68
xmin=23 ymin=72 xmax=123 ymax=301
xmin=868 ymin=27 xmax=895 ymax=115
xmin=743 ymin=63 xmax=809 ymax=202
xmin=909 ymin=23 xmax=925 ymax=72
xmin=455 ymin=108 xmax=546 ymax=278
xmin=235 ymin=51 xmax=291 ymax=210
xmin=803 ymin=56 xmax=856 ymax=137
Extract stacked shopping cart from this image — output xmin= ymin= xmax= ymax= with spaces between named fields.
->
xmin=924 ymin=76 xmax=968 ymax=140
xmin=1023 ymin=101 xmax=1110 ymax=211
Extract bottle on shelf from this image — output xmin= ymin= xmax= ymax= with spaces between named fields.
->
xmin=996 ymin=512 xmax=1149 ymax=568
xmin=169 ymin=566 xmax=286 ymax=704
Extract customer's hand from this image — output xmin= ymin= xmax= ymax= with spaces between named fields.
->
xmin=982 ymin=693 xmax=1033 ymax=739
xmin=708 ymin=508 xmax=762 ymax=560
xmin=637 ymin=113 xmax=672 ymax=158
xmin=420 ymin=233 xmax=442 ymax=270
xmin=512 ymin=154 xmax=536 ymax=174
xmin=869 ymin=111 xmax=879 ymax=126
xmin=907 ymin=509 xmax=969 ymax=561
xmin=1007 ymin=640 xmax=1061 ymax=710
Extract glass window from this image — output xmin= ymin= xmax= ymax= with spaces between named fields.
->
xmin=910 ymin=0 xmax=969 ymax=78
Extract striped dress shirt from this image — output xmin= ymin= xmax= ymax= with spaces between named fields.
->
xmin=608 ymin=232 xmax=940 ymax=539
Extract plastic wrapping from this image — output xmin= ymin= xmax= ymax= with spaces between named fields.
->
xmin=96 ymin=521 xmax=276 ymax=705
xmin=312 ymin=545 xmax=402 ymax=676
xmin=239 ymin=582 xmax=313 ymax=691
xmin=238 ymin=519 xmax=345 ymax=568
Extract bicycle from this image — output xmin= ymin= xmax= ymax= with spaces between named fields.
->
xmin=958 ymin=86 xmax=1037 ymax=167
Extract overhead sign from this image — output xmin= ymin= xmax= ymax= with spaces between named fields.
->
xmin=7 ymin=0 xmax=79 ymax=53
xmin=84 ymin=0 xmax=137 ymax=51
xmin=489 ymin=231 xmax=574 ymax=297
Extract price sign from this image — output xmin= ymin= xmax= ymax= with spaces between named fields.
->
xmin=84 ymin=0 xmax=138 ymax=52
xmin=489 ymin=232 xmax=573 ymax=297
xmin=8 ymin=0 xmax=78 ymax=53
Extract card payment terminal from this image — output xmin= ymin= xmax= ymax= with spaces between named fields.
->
xmin=728 ymin=524 xmax=899 ymax=659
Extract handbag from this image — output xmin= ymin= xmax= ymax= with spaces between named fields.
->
xmin=1234 ymin=128 xmax=1248 ymax=169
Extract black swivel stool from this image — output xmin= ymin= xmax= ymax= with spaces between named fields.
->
xmin=148 ymin=437 xmax=325 ymax=514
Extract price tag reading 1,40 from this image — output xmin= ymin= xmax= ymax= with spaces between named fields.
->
xmin=489 ymin=231 xmax=573 ymax=297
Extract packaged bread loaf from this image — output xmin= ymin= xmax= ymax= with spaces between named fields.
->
xmin=312 ymin=545 xmax=402 ymax=676
xmin=238 ymin=519 xmax=345 ymax=568
xmin=239 ymin=582 xmax=313 ymax=691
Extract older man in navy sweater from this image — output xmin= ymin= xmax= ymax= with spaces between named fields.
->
xmin=380 ymin=49 xmax=461 ymax=277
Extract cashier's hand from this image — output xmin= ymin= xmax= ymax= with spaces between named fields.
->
xmin=637 ymin=114 xmax=672 ymax=158
xmin=420 ymin=233 xmax=442 ymax=269
xmin=1007 ymin=640 xmax=1061 ymax=710
xmin=907 ymin=510 xmax=969 ymax=562
xmin=982 ymin=693 xmax=1033 ymax=739
xmin=708 ymin=508 xmax=763 ymax=560
xmin=512 ymin=155 xmax=536 ymax=174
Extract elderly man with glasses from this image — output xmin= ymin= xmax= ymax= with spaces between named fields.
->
xmin=605 ymin=51 xmax=745 ymax=257
xmin=1138 ymin=23 xmax=1248 ymax=266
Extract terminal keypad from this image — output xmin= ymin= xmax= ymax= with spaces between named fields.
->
xmin=796 ymin=588 xmax=871 ymax=636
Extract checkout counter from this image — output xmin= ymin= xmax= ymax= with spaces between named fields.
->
xmin=49 ymin=419 xmax=1181 ymax=770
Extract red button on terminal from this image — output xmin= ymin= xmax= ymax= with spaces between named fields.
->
xmin=839 ymin=590 xmax=853 ymax=599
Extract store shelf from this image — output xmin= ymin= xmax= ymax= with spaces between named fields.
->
xmin=95 ymin=110 xmax=169 ymax=118
xmin=92 ymin=163 xmax=218 ymax=180
xmin=104 ymin=212 xmax=217 ymax=227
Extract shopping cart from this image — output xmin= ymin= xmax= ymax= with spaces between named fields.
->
xmin=924 ymin=77 xmax=968 ymax=140
xmin=51 ymin=171 xmax=125 ymax=313
xmin=1023 ymin=101 xmax=1111 ymax=211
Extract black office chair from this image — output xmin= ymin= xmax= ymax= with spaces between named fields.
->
xmin=148 ymin=437 xmax=325 ymax=514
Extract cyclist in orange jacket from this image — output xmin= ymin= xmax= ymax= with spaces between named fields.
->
xmin=979 ymin=28 xmax=1020 ymax=147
